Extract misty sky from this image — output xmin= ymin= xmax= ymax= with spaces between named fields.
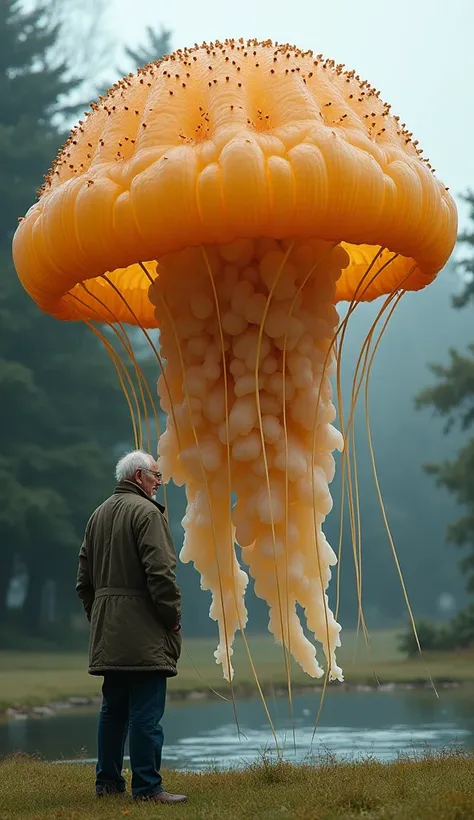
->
xmin=106 ymin=0 xmax=473 ymax=227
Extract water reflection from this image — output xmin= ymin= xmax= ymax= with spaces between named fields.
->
xmin=1 ymin=688 xmax=473 ymax=771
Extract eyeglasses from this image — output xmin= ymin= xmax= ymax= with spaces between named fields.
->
xmin=141 ymin=468 xmax=162 ymax=480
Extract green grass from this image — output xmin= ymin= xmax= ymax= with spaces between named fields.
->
xmin=1 ymin=630 xmax=474 ymax=710
xmin=1 ymin=752 xmax=473 ymax=820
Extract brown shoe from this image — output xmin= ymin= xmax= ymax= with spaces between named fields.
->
xmin=136 ymin=791 xmax=187 ymax=804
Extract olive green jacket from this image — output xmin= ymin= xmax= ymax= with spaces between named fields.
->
xmin=76 ymin=480 xmax=182 ymax=676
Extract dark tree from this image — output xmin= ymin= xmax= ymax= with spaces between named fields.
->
xmin=122 ymin=25 xmax=172 ymax=71
xmin=0 ymin=0 xmax=132 ymax=640
xmin=416 ymin=192 xmax=474 ymax=595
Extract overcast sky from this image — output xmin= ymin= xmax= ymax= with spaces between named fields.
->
xmin=105 ymin=0 xmax=472 ymax=227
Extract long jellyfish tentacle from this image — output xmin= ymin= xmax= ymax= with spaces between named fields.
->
xmin=363 ymin=290 xmax=440 ymax=698
xmin=103 ymin=271 xmax=182 ymax=454
xmin=343 ymin=287 xmax=402 ymax=673
xmin=72 ymin=286 xmax=173 ymax=510
xmin=79 ymin=282 xmax=160 ymax=455
xmin=333 ymin=251 xmax=398 ymax=655
xmin=68 ymin=295 xmax=142 ymax=449
xmin=102 ymin=267 xmax=185 ymax=520
xmin=343 ymin=288 xmax=400 ymax=663
xmin=348 ymin=288 xmax=405 ymax=638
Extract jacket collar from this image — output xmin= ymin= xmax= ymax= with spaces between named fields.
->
xmin=114 ymin=480 xmax=166 ymax=514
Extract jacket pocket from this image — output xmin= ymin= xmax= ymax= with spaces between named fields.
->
xmin=166 ymin=628 xmax=182 ymax=662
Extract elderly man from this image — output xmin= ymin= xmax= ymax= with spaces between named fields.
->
xmin=76 ymin=450 xmax=186 ymax=804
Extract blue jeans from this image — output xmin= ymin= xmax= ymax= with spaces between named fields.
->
xmin=96 ymin=671 xmax=167 ymax=798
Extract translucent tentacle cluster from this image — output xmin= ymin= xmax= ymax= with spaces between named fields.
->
xmin=150 ymin=237 xmax=348 ymax=681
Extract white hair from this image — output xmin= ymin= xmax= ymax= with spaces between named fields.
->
xmin=115 ymin=450 xmax=155 ymax=482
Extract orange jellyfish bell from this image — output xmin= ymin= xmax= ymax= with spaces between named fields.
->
xmin=13 ymin=40 xmax=457 ymax=682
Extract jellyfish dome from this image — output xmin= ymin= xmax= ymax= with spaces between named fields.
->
xmin=12 ymin=40 xmax=457 ymax=682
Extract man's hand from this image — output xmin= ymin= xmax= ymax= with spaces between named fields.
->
xmin=170 ymin=624 xmax=181 ymax=632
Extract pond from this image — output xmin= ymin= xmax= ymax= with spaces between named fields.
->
xmin=1 ymin=687 xmax=473 ymax=771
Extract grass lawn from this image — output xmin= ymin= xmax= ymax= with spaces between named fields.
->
xmin=1 ymin=752 xmax=473 ymax=820
xmin=1 ymin=630 xmax=474 ymax=710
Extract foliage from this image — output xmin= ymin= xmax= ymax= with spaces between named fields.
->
xmin=44 ymin=0 xmax=110 ymax=83
xmin=398 ymin=620 xmax=449 ymax=657
xmin=452 ymin=191 xmax=474 ymax=309
xmin=416 ymin=191 xmax=474 ymax=602
xmin=0 ymin=0 xmax=132 ymax=635
xmin=0 ymin=0 xmax=76 ymax=245
xmin=122 ymin=24 xmax=172 ymax=71
xmin=399 ymin=605 xmax=474 ymax=657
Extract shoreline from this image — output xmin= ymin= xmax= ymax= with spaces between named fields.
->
xmin=1 ymin=676 xmax=468 ymax=722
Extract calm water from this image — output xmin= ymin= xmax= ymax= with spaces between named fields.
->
xmin=1 ymin=688 xmax=473 ymax=770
